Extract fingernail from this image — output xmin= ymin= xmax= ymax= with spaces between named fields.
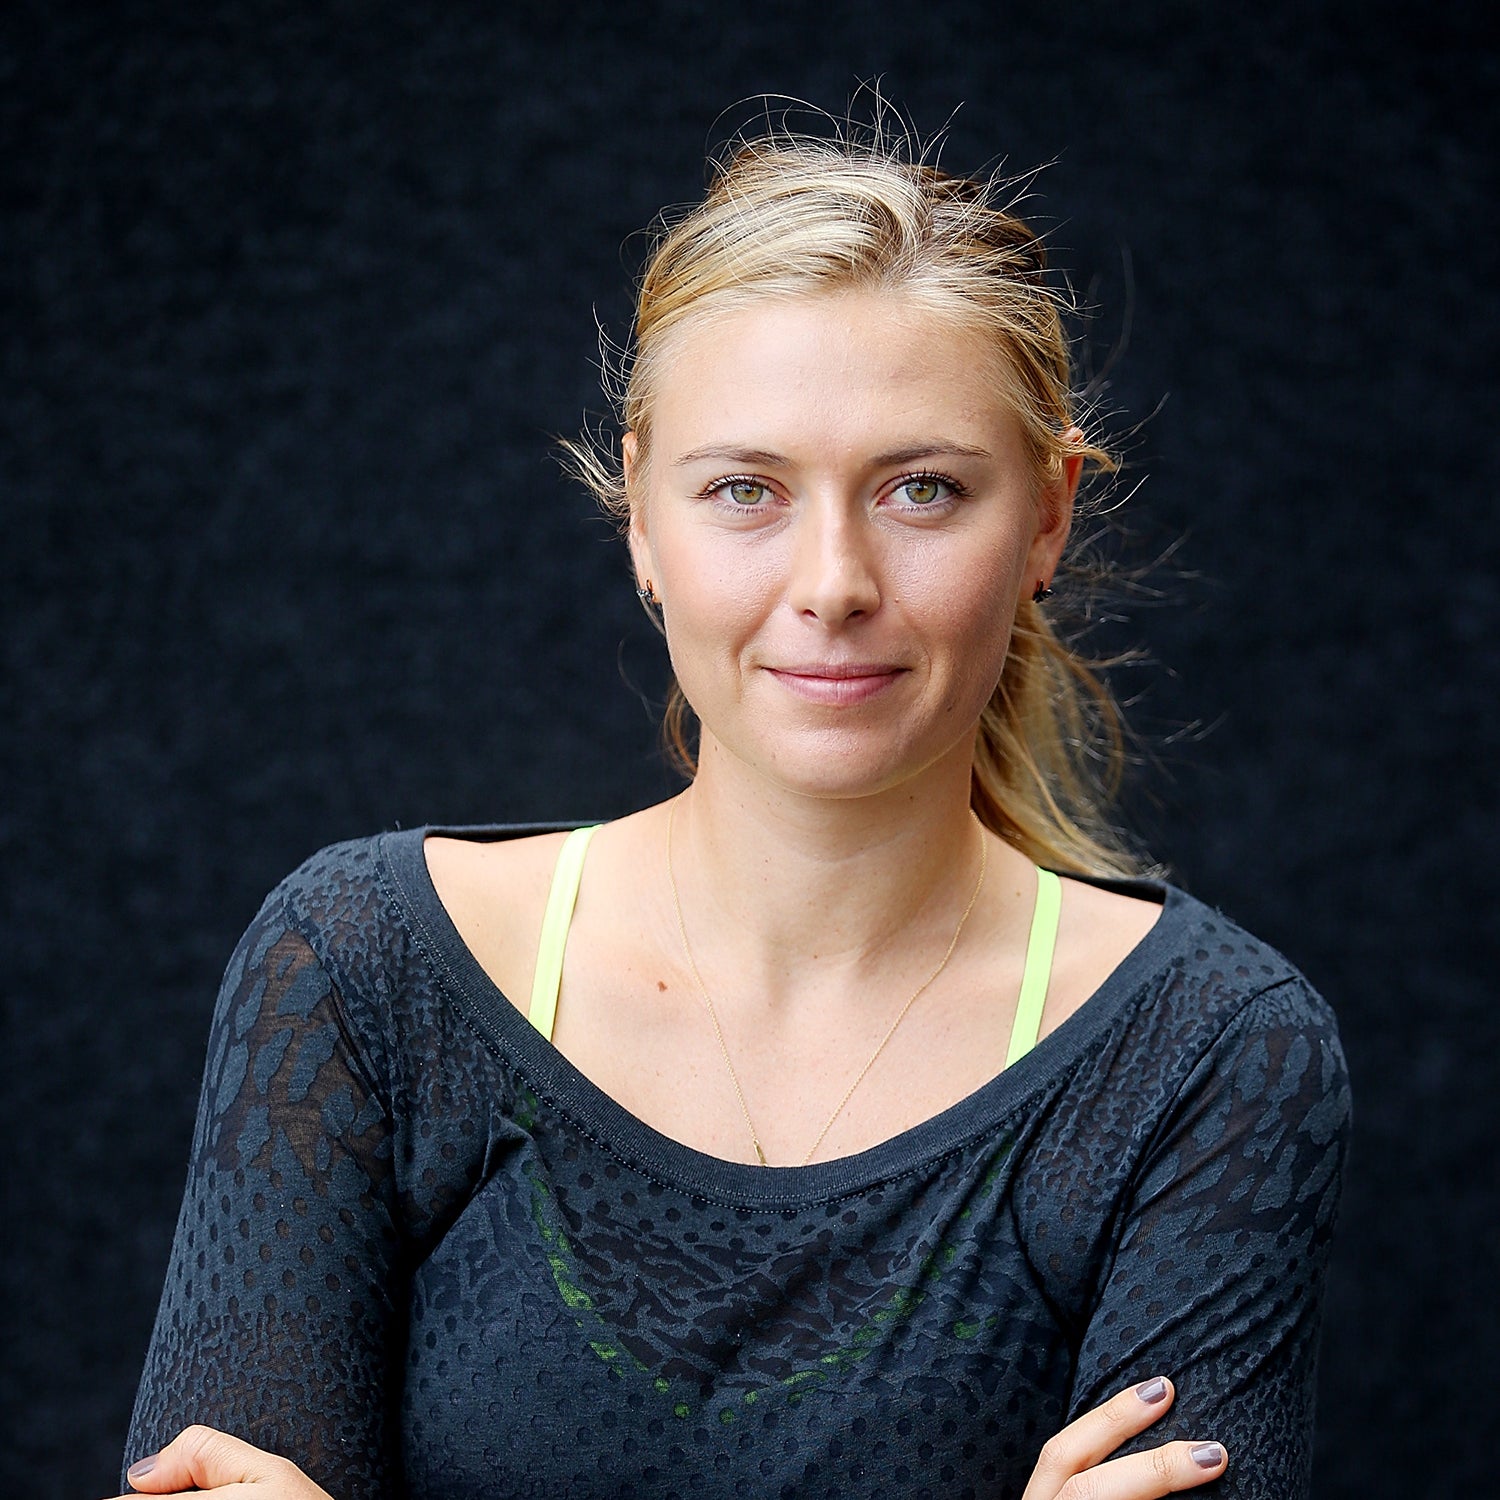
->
xmin=127 ymin=1454 xmax=159 ymax=1482
xmin=1135 ymin=1377 xmax=1168 ymax=1403
xmin=1191 ymin=1443 xmax=1225 ymax=1469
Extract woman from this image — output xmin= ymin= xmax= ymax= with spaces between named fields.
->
xmin=119 ymin=118 xmax=1348 ymax=1500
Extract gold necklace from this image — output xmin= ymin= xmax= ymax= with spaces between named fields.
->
xmin=665 ymin=799 xmax=989 ymax=1167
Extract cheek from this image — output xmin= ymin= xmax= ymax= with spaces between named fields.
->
xmin=906 ymin=549 xmax=1024 ymax=703
xmin=655 ymin=537 xmax=781 ymax=699
xmin=654 ymin=509 xmax=788 ymax=619
xmin=951 ymin=607 xmax=1018 ymax=708
xmin=901 ymin=537 xmax=1024 ymax=634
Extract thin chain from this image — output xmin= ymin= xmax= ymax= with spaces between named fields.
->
xmin=666 ymin=799 xmax=771 ymax=1165
xmin=795 ymin=824 xmax=986 ymax=1165
xmin=665 ymin=798 xmax=989 ymax=1168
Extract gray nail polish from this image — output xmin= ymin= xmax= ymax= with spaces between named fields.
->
xmin=1135 ymin=1377 xmax=1169 ymax=1404
xmin=1191 ymin=1443 xmax=1225 ymax=1469
xmin=127 ymin=1455 xmax=159 ymax=1483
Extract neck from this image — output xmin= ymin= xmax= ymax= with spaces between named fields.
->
xmin=663 ymin=736 xmax=1028 ymax=1004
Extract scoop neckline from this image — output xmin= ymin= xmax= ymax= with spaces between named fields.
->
xmin=381 ymin=822 xmax=1188 ymax=1208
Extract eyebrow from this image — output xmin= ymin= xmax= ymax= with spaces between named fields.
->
xmin=671 ymin=441 xmax=995 ymax=468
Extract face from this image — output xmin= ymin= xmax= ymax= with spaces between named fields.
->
xmin=627 ymin=290 xmax=1078 ymax=803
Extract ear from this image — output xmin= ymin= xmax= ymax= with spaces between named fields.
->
xmin=622 ymin=432 xmax=655 ymax=589
xmin=1026 ymin=432 xmax=1083 ymax=589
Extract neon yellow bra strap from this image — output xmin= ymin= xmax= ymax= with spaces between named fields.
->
xmin=1004 ymin=867 xmax=1062 ymax=1068
xmin=528 ymin=824 xmax=602 ymax=1041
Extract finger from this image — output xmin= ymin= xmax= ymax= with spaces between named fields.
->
xmin=1056 ymin=1440 xmax=1228 ymax=1498
xmin=123 ymin=1424 xmax=281 ymax=1493
xmin=1024 ymin=1379 xmax=1179 ymax=1499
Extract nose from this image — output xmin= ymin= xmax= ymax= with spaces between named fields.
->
xmin=786 ymin=504 xmax=882 ymax=625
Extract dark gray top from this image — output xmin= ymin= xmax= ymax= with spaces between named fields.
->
xmin=126 ymin=825 xmax=1350 ymax=1499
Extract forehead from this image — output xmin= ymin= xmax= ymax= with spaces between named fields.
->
xmin=647 ymin=290 xmax=1023 ymax=459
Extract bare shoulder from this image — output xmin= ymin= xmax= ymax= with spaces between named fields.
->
xmin=1060 ymin=875 xmax=1162 ymax=949
xmin=1042 ymin=876 xmax=1164 ymax=1038
xmin=423 ymin=829 xmax=575 ymax=1012
xmin=423 ymin=828 xmax=571 ymax=903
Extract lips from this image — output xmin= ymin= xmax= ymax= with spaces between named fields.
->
xmin=764 ymin=662 xmax=907 ymax=706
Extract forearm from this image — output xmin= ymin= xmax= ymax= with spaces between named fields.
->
xmin=125 ymin=904 xmax=405 ymax=1496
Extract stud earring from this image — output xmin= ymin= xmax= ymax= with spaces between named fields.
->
xmin=1032 ymin=580 xmax=1055 ymax=604
xmin=636 ymin=580 xmax=659 ymax=606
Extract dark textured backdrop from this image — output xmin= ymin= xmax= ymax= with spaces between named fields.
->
xmin=4 ymin=3 xmax=1497 ymax=1496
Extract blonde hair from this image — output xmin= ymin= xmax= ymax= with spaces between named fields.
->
xmin=566 ymin=111 xmax=1147 ymax=878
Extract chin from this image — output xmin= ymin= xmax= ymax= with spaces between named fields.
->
xmin=715 ymin=723 xmax=970 ymax=803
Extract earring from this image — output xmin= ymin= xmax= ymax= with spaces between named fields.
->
xmin=1032 ymin=580 xmax=1054 ymax=604
xmin=636 ymin=580 xmax=659 ymax=606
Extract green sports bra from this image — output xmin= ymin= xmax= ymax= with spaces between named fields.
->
xmin=527 ymin=824 xmax=1061 ymax=1068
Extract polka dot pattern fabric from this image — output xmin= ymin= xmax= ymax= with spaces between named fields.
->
xmin=126 ymin=827 xmax=1349 ymax=1499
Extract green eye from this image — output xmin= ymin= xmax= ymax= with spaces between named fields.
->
xmin=900 ymin=478 xmax=944 ymax=505
xmin=727 ymin=481 xmax=768 ymax=506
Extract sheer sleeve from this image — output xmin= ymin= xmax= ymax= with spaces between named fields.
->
xmin=124 ymin=889 xmax=405 ymax=1498
xmin=1066 ymin=976 xmax=1351 ymax=1499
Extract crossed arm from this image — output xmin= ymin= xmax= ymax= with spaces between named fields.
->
xmin=117 ymin=1378 xmax=1230 ymax=1500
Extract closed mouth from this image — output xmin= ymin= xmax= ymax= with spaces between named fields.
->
xmin=763 ymin=664 xmax=907 ymax=704
xmin=768 ymin=663 xmax=905 ymax=679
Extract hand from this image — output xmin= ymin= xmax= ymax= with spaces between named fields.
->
xmin=1023 ymin=1378 xmax=1228 ymax=1499
xmin=113 ymin=1426 xmax=333 ymax=1500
